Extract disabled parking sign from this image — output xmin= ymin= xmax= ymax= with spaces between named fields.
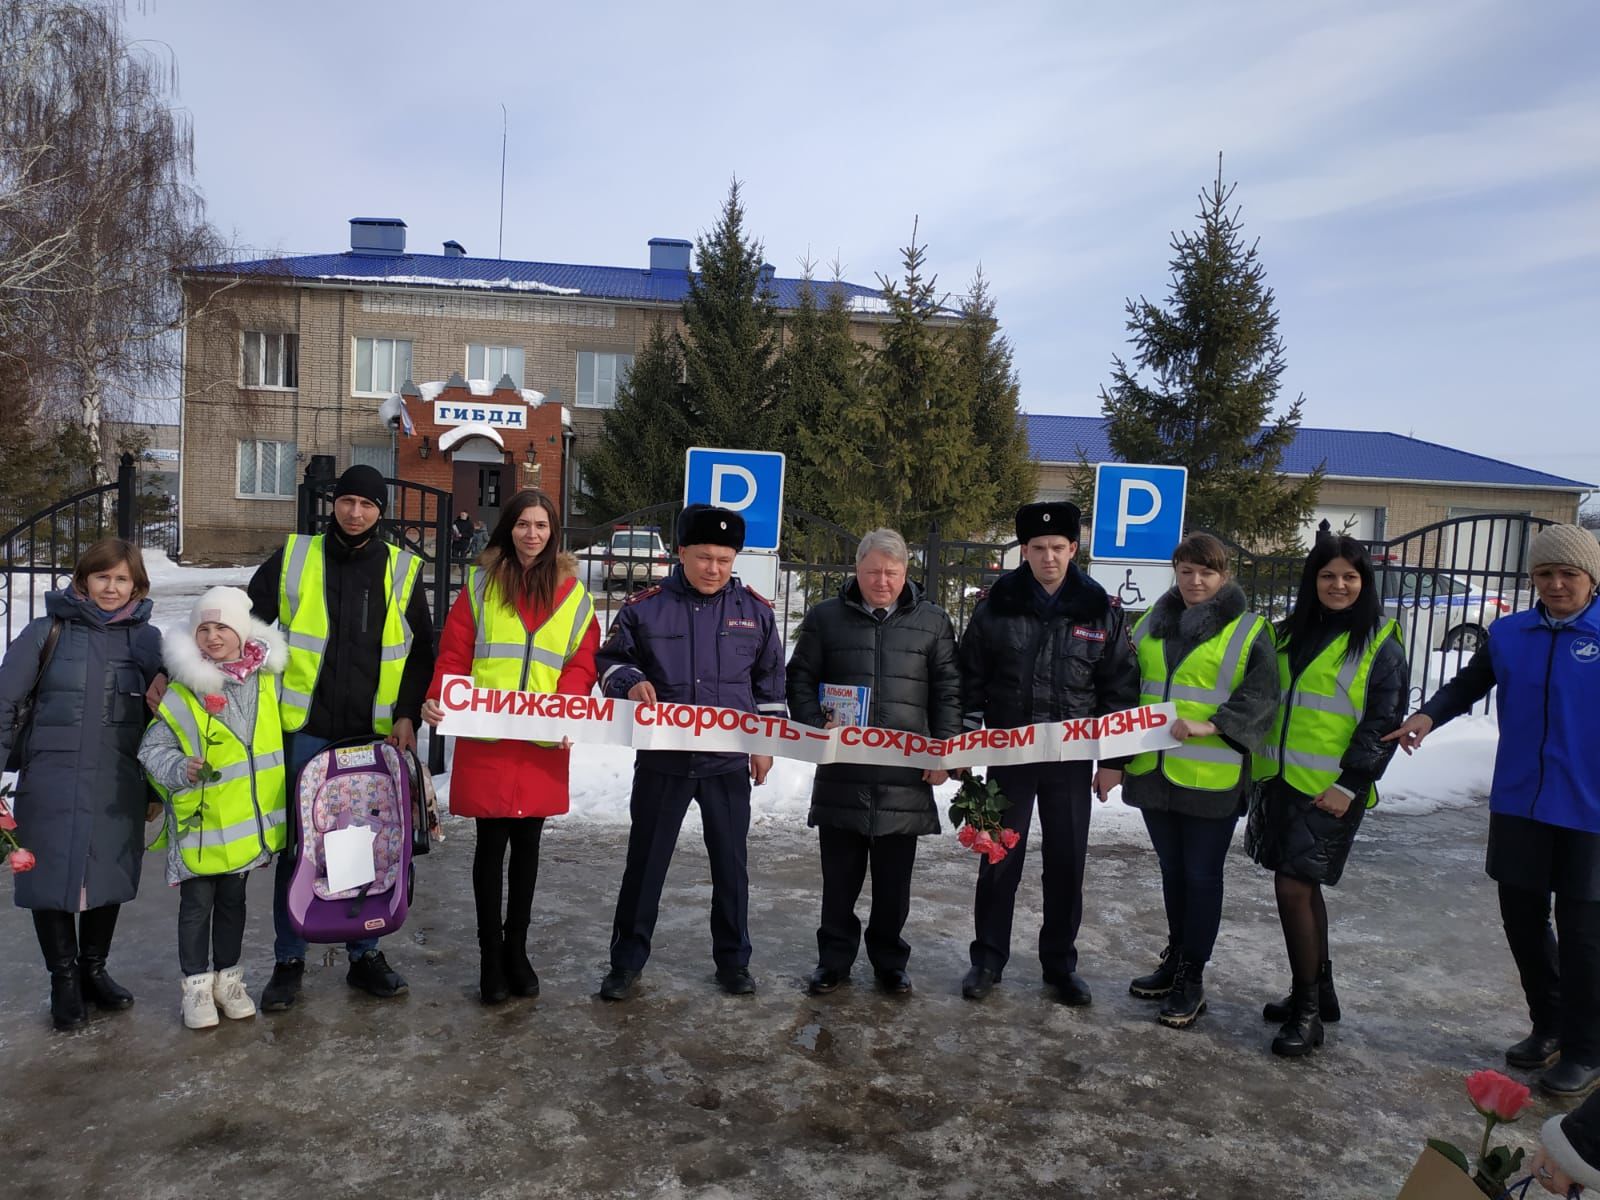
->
xmin=1088 ymin=464 xmax=1187 ymax=611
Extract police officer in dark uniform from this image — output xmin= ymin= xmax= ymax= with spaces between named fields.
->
xmin=596 ymin=505 xmax=787 ymax=1000
xmin=958 ymin=501 xmax=1140 ymax=1005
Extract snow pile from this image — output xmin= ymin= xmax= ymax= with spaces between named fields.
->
xmin=1374 ymin=712 xmax=1496 ymax=814
xmin=314 ymin=273 xmax=582 ymax=296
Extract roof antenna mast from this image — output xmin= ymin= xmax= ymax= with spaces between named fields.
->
xmin=498 ymin=103 xmax=508 ymax=259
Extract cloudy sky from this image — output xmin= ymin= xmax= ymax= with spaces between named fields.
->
xmin=128 ymin=0 xmax=1599 ymax=490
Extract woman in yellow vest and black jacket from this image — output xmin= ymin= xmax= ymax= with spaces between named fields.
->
xmin=1247 ymin=533 xmax=1406 ymax=1058
xmin=1122 ymin=532 xmax=1280 ymax=1029
xmin=422 ymin=490 xmax=598 ymax=1005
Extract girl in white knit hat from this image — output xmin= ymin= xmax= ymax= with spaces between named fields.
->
xmin=138 ymin=587 xmax=289 ymax=1029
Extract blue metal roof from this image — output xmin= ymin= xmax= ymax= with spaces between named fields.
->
xmin=1027 ymin=414 xmax=1591 ymax=490
xmin=186 ymin=249 xmax=893 ymax=312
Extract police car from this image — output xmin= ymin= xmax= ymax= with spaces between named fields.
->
xmin=1375 ymin=563 xmax=1509 ymax=653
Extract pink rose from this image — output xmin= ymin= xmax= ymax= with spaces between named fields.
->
xmin=1465 ymin=1069 xmax=1530 ymax=1122
xmin=202 ymin=694 xmax=226 ymax=716
xmin=8 ymin=848 xmax=36 ymax=873
xmin=999 ymin=828 xmax=1020 ymax=850
xmin=0 ymin=810 xmax=16 ymax=832
xmin=957 ymin=824 xmax=978 ymax=848
xmin=971 ymin=830 xmax=995 ymax=855
xmin=984 ymin=843 xmax=1008 ymax=864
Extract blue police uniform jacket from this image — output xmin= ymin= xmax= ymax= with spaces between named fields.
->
xmin=1486 ymin=599 xmax=1600 ymax=833
xmin=596 ymin=566 xmax=788 ymax=777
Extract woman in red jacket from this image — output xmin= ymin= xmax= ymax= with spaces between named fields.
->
xmin=422 ymin=490 xmax=598 ymax=1004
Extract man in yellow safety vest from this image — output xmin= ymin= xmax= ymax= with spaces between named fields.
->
xmin=246 ymin=464 xmax=435 ymax=1010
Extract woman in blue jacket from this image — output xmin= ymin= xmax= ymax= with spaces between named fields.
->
xmin=1390 ymin=524 xmax=1600 ymax=1099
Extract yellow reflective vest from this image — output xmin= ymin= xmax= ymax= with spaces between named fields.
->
xmin=1254 ymin=620 xmax=1401 ymax=802
xmin=1126 ymin=609 xmax=1271 ymax=791
xmin=465 ymin=566 xmax=594 ymax=742
xmin=149 ymin=675 xmax=288 ymax=875
xmin=277 ymin=533 xmax=422 ymax=735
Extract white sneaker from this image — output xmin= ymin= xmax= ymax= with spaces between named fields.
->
xmin=213 ymin=965 xmax=256 ymax=1020
xmin=182 ymin=972 xmax=219 ymax=1028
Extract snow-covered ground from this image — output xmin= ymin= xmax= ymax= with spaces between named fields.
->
xmin=8 ymin=550 xmax=1501 ymax=840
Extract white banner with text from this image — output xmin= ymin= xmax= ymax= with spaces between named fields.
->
xmin=435 ymin=676 xmax=1179 ymax=770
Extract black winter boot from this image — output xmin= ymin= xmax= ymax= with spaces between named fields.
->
xmin=1271 ymin=981 xmax=1326 ymax=1057
xmin=33 ymin=911 xmax=87 ymax=1031
xmin=76 ymin=904 xmax=134 ymax=1011
xmin=1157 ymin=957 xmax=1207 ymax=1029
xmin=1129 ymin=945 xmax=1180 ymax=999
xmin=1264 ymin=959 xmax=1340 ymax=1023
xmin=502 ymin=924 xmax=539 ymax=998
xmin=479 ymin=935 xmax=510 ymax=1005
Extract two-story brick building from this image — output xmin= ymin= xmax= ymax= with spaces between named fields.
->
xmin=178 ymin=217 xmax=896 ymax=561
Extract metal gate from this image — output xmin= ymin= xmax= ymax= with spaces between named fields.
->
xmin=1 ymin=453 xmax=159 ymax=645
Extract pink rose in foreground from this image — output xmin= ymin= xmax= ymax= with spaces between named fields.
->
xmin=999 ymin=828 xmax=1020 ymax=850
xmin=1465 ymin=1070 xmax=1530 ymax=1122
xmin=971 ymin=830 xmax=995 ymax=854
xmin=8 ymin=848 xmax=36 ymax=873
xmin=984 ymin=843 xmax=1007 ymax=864
xmin=0 ymin=810 xmax=16 ymax=832
xmin=957 ymin=825 xmax=977 ymax=848
xmin=202 ymin=693 xmax=226 ymax=716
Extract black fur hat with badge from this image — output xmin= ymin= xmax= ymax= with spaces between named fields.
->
xmin=677 ymin=504 xmax=745 ymax=551
xmin=1015 ymin=501 xmax=1081 ymax=544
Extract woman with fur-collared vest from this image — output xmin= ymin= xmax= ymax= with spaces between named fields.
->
xmin=422 ymin=490 xmax=598 ymax=1006
xmin=1122 ymin=532 xmax=1280 ymax=1030
xmin=139 ymin=587 xmax=289 ymax=1029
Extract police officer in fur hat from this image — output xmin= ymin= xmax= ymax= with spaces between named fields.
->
xmin=957 ymin=501 xmax=1141 ymax=1006
xmin=596 ymin=505 xmax=787 ymax=1001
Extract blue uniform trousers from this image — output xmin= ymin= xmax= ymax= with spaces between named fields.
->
xmin=609 ymin=763 xmax=752 ymax=972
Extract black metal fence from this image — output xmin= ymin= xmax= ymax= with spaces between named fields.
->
xmin=1 ymin=453 xmax=162 ymax=645
xmin=1225 ymin=513 xmax=1552 ymax=712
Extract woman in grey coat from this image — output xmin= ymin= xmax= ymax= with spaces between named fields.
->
xmin=0 ymin=538 xmax=164 ymax=1030
xmin=786 ymin=529 xmax=962 ymax=996
xmin=1121 ymin=532 xmax=1280 ymax=1029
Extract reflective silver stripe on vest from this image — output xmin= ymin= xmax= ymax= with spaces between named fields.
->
xmin=284 ymin=534 xmax=314 ymax=618
xmin=1210 ymin=616 xmax=1262 ymax=700
xmin=528 ymin=645 xmax=566 ymax=671
xmin=1143 ymin=677 xmax=1217 ymax=703
xmin=1167 ymin=741 xmax=1245 ymax=766
xmin=280 ymin=686 xmax=314 ymax=709
xmin=178 ymin=806 xmax=286 ymax=853
xmin=566 ymin=593 xmax=593 ymax=659
xmin=286 ymin=631 xmax=324 ymax=652
xmin=379 ymin=642 xmax=410 ymax=662
xmin=471 ymin=569 xmax=492 ymax=660
xmin=1280 ymin=747 xmax=1343 ymax=774
xmin=1293 ymin=691 xmax=1358 ymax=717
xmin=480 ymin=642 xmax=531 ymax=658
xmin=162 ymin=698 xmax=204 ymax=752
xmin=392 ymin=549 xmax=417 ymax=654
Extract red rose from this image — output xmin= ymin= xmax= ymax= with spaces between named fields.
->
xmin=984 ymin=843 xmax=1008 ymax=864
xmin=0 ymin=810 xmax=16 ymax=832
xmin=999 ymin=828 xmax=1020 ymax=850
xmin=971 ymin=830 xmax=995 ymax=855
xmin=8 ymin=848 xmax=36 ymax=873
xmin=202 ymin=694 xmax=226 ymax=715
xmin=1465 ymin=1069 xmax=1530 ymax=1122
xmin=957 ymin=824 xmax=978 ymax=848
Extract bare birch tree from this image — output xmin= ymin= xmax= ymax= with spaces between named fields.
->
xmin=1 ymin=0 xmax=224 ymax=482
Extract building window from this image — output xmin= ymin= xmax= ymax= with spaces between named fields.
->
xmin=353 ymin=337 xmax=412 ymax=395
xmin=351 ymin=443 xmax=394 ymax=477
xmin=242 ymin=332 xmax=298 ymax=389
xmin=237 ymin=439 xmax=296 ymax=499
xmin=576 ymin=351 xmax=634 ymax=409
xmin=467 ymin=344 xmax=524 ymax=387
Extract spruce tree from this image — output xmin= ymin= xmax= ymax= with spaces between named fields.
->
xmin=806 ymin=227 xmax=989 ymax=541
xmin=953 ymin=268 xmax=1036 ymax=533
xmin=680 ymin=179 xmax=781 ymax=447
xmin=1099 ymin=159 xmax=1320 ymax=549
xmin=778 ymin=270 xmax=867 ymax=536
xmin=580 ymin=321 xmax=691 ymax=517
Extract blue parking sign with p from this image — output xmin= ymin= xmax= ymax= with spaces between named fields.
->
xmin=684 ymin=447 xmax=786 ymax=552
xmin=1090 ymin=464 xmax=1188 ymax=563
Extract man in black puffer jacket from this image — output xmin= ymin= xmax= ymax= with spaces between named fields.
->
xmin=787 ymin=529 xmax=962 ymax=996
xmin=958 ymin=501 xmax=1140 ymax=1006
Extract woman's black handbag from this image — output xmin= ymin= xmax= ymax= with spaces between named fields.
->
xmin=4 ymin=619 xmax=62 ymax=773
